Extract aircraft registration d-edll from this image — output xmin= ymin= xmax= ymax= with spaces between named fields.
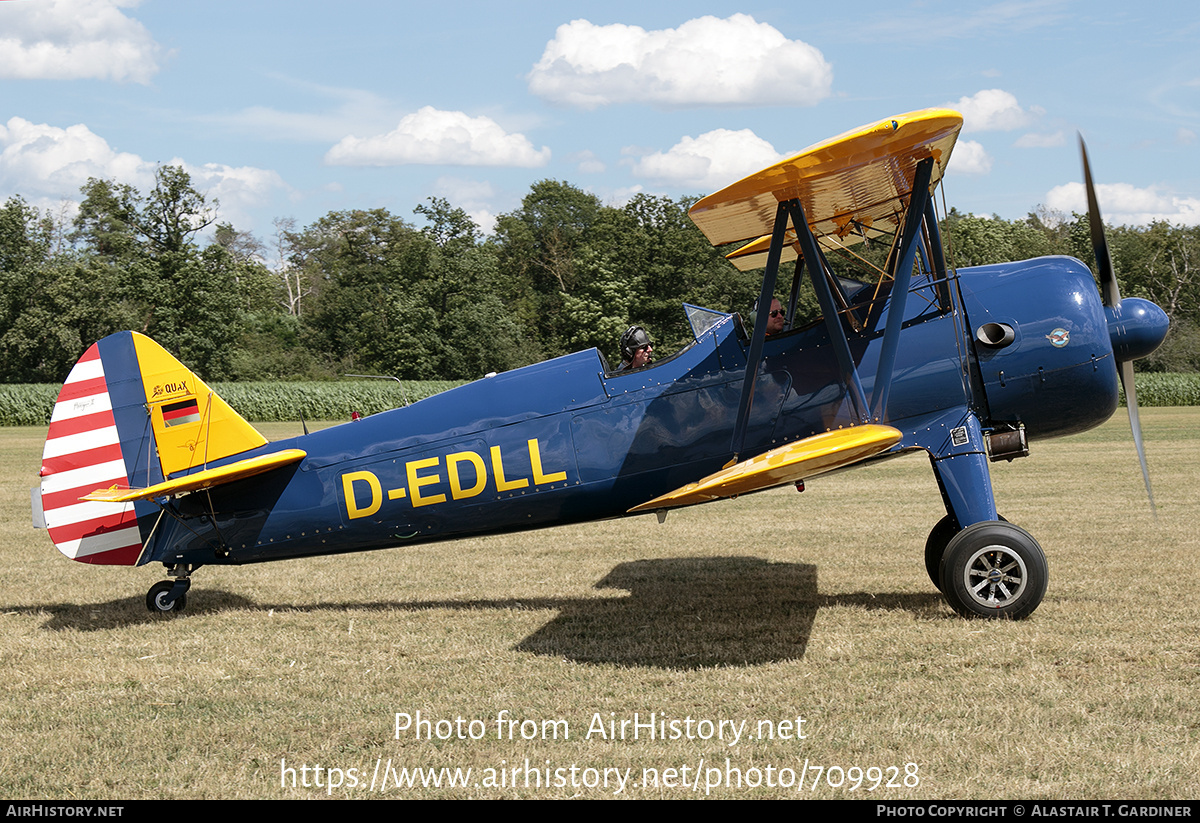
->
xmin=34 ymin=108 xmax=1168 ymax=620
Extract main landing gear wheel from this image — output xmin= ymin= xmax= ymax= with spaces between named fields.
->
xmin=924 ymin=515 xmax=959 ymax=591
xmin=938 ymin=521 xmax=1047 ymax=619
xmin=146 ymin=580 xmax=188 ymax=614
xmin=924 ymin=514 xmax=1007 ymax=591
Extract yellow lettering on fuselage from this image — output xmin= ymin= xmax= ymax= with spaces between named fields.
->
xmin=342 ymin=470 xmax=382 ymax=520
xmin=528 ymin=438 xmax=567 ymax=484
xmin=339 ymin=438 xmax=568 ymax=521
xmin=490 ymin=445 xmax=529 ymax=492
xmin=406 ymin=456 xmax=446 ymax=508
xmin=446 ymin=450 xmax=487 ymax=500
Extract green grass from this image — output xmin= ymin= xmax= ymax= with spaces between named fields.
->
xmin=1 ymin=411 xmax=1197 ymax=799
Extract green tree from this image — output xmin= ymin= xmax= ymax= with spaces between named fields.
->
xmin=0 ymin=197 xmax=58 ymax=380
xmin=0 ymin=196 xmax=140 ymax=381
xmin=942 ymin=209 xmax=1059 ymax=268
xmin=1109 ymin=221 xmax=1200 ymax=372
xmin=66 ymin=166 xmax=262 ymax=378
xmin=492 ymin=181 xmax=608 ymax=356
xmin=414 ymin=198 xmax=533 ymax=376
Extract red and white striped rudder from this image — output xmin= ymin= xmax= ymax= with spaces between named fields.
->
xmin=39 ymin=343 xmax=144 ymax=565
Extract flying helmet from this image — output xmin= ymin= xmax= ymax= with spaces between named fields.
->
xmin=619 ymin=325 xmax=653 ymax=362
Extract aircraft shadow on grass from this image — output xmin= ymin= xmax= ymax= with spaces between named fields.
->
xmin=512 ymin=557 xmax=944 ymax=669
xmin=22 ymin=556 xmax=945 ymax=668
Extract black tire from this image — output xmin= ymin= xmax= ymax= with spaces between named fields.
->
xmin=924 ymin=515 xmax=960 ymax=591
xmin=925 ymin=514 xmax=1007 ymax=591
xmin=146 ymin=581 xmax=187 ymax=614
xmin=939 ymin=521 xmax=1047 ymax=619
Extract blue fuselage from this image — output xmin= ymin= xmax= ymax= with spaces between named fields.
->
xmin=148 ymin=255 xmax=1124 ymax=568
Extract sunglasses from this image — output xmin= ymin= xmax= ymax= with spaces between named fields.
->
xmin=769 ymin=309 xmax=787 ymax=318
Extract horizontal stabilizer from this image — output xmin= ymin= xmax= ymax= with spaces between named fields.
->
xmin=628 ymin=425 xmax=903 ymax=513
xmin=82 ymin=449 xmax=306 ymax=503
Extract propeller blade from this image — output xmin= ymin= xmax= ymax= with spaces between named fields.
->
xmin=1079 ymin=134 xmax=1121 ymax=307
xmin=1118 ymin=358 xmax=1157 ymax=518
xmin=1082 ymin=135 xmax=1157 ymax=515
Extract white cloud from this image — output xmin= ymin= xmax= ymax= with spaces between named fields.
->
xmin=947 ymin=139 xmax=992 ymax=176
xmin=325 ymin=107 xmax=550 ymax=168
xmin=573 ymin=150 xmax=606 ymax=174
xmin=429 ymin=177 xmax=499 ymax=236
xmin=0 ymin=0 xmax=163 ymax=83
xmin=1177 ymin=128 xmax=1196 ymax=146
xmin=951 ymin=89 xmax=1041 ymax=132
xmin=628 ymin=129 xmax=784 ymax=191
xmin=528 ymin=15 xmax=833 ymax=109
xmin=0 ymin=117 xmax=286 ymax=230
xmin=606 ymin=185 xmax=645 ymax=207
xmin=0 ymin=116 xmax=155 ymax=196
xmin=1045 ymin=181 xmax=1200 ymax=226
xmin=184 ymin=162 xmax=288 ymax=228
xmin=1014 ymin=131 xmax=1065 ymax=148
xmin=208 ymin=79 xmax=407 ymax=144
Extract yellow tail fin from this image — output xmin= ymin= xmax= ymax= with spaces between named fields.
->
xmin=131 ymin=333 xmax=266 ymax=478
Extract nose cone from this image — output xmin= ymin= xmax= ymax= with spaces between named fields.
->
xmin=1106 ymin=298 xmax=1169 ymax=362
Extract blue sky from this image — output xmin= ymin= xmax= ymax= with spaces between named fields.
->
xmin=2 ymin=0 xmax=1197 ymax=251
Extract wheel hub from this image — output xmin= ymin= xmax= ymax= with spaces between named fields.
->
xmin=965 ymin=545 xmax=1027 ymax=608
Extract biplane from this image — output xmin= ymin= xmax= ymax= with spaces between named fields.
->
xmin=34 ymin=108 xmax=1168 ymax=620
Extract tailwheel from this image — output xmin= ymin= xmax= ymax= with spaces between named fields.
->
xmin=146 ymin=580 xmax=189 ymax=614
xmin=938 ymin=521 xmax=1047 ymax=619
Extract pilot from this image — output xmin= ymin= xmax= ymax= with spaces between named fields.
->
xmin=753 ymin=298 xmax=787 ymax=336
xmin=617 ymin=325 xmax=654 ymax=371
xmin=765 ymin=298 xmax=787 ymax=336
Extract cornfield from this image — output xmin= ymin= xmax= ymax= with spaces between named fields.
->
xmin=0 ymin=380 xmax=465 ymax=426
xmin=4 ymin=372 xmax=1199 ymax=427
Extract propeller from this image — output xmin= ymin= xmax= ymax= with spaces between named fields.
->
xmin=1079 ymin=135 xmax=1169 ymax=515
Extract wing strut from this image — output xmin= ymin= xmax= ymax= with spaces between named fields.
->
xmin=784 ymin=199 xmax=871 ymax=424
xmin=923 ymin=195 xmax=953 ymax=310
xmin=729 ymin=157 xmax=934 ymax=450
xmin=784 ymin=255 xmax=805 ymax=335
xmin=730 ymin=202 xmax=789 ymax=455
xmin=869 ymin=156 xmax=935 ymax=421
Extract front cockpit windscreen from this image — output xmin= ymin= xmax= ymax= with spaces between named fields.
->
xmin=684 ymin=304 xmax=731 ymax=340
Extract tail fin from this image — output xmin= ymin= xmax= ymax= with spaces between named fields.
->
xmin=39 ymin=331 xmax=266 ymax=565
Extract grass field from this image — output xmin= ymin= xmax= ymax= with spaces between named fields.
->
xmin=2 ymin=410 xmax=1197 ymax=799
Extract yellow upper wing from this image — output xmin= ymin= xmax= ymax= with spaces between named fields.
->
xmin=689 ymin=109 xmax=963 ymax=271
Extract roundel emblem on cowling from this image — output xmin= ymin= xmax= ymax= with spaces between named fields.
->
xmin=1047 ymin=328 xmax=1070 ymax=347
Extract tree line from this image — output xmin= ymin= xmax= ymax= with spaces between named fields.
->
xmin=1 ymin=166 xmax=1197 ymax=384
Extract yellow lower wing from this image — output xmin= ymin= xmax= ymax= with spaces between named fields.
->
xmin=82 ymin=449 xmax=306 ymax=503
xmin=628 ymin=426 xmax=902 ymax=513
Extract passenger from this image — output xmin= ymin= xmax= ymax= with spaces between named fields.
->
xmin=617 ymin=325 xmax=654 ymax=371
xmin=765 ymin=298 xmax=787 ymax=336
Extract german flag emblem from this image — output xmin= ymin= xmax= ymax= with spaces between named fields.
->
xmin=162 ymin=398 xmax=201 ymax=427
